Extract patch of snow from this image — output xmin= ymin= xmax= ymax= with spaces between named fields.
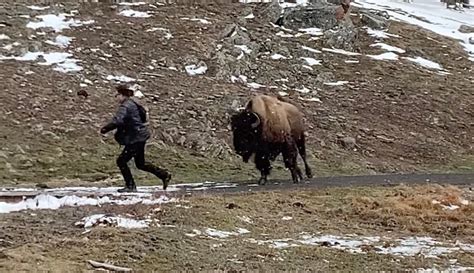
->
xmin=302 ymin=45 xmax=322 ymax=53
xmin=370 ymin=42 xmax=406 ymax=53
xmin=403 ymin=56 xmax=443 ymax=70
xmin=247 ymin=82 xmax=266 ymax=89
xmin=301 ymin=57 xmax=322 ymax=66
xmin=238 ymin=216 xmax=253 ymax=224
xmin=185 ymin=64 xmax=208 ymax=76
xmin=278 ymin=91 xmax=289 ymax=97
xmin=282 ymin=216 xmax=293 ymax=221
xmin=295 ymin=86 xmax=311 ymax=93
xmin=276 ymin=31 xmax=294 ymax=38
xmin=324 ymin=81 xmax=349 ymax=86
xmin=106 ymin=75 xmax=137 ymax=82
xmin=119 ymin=9 xmax=151 ymax=18
xmin=245 ymin=13 xmax=255 ymax=19
xmin=345 ymin=59 xmax=360 ymax=63
xmin=27 ymin=14 xmax=94 ymax=32
xmin=0 ymin=51 xmax=82 ymax=73
xmin=27 ymin=5 xmax=50 ymax=11
xmin=181 ymin=17 xmax=211 ymax=24
xmin=366 ymin=27 xmax=400 ymax=39
xmin=354 ymin=0 xmax=474 ymax=60
xmin=117 ymin=2 xmax=146 ymax=6
xmin=145 ymin=27 xmax=173 ymax=39
xmin=302 ymin=65 xmax=313 ymax=70
xmin=0 ymin=193 xmax=175 ymax=214
xmin=271 ymin=53 xmax=288 ymax=60
xmin=45 ymin=35 xmax=73 ymax=48
xmin=231 ymin=75 xmax=248 ymax=83
xmin=322 ymin=48 xmax=361 ymax=56
xmin=0 ymin=34 xmax=10 ymax=40
xmin=367 ymin=52 xmax=399 ymax=60
xmin=234 ymin=45 xmax=252 ymax=54
xmin=300 ymin=97 xmax=322 ymax=103
xmin=299 ymin=27 xmax=323 ymax=36
xmin=76 ymin=214 xmax=152 ymax=230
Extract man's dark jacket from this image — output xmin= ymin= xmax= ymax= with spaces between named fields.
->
xmin=101 ymin=98 xmax=150 ymax=145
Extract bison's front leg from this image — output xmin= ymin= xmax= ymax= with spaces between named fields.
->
xmin=255 ymin=153 xmax=271 ymax=185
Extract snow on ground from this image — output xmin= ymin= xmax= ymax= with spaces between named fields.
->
xmin=119 ymin=9 xmax=152 ymax=18
xmin=354 ymin=0 xmax=474 ymax=60
xmin=0 ymin=34 xmax=10 ymax=40
xmin=117 ymin=1 xmax=147 ymax=6
xmin=27 ymin=14 xmax=94 ymax=32
xmin=26 ymin=5 xmax=50 ymax=11
xmin=45 ymin=35 xmax=73 ymax=48
xmin=302 ymin=45 xmax=322 ymax=53
xmin=324 ymin=81 xmax=349 ymax=86
xmin=366 ymin=27 xmax=400 ymax=39
xmin=0 ymin=51 xmax=82 ymax=73
xmin=0 ymin=182 xmax=239 ymax=212
xmin=403 ymin=56 xmax=443 ymax=70
xmin=322 ymin=48 xmax=361 ymax=56
xmin=181 ymin=17 xmax=211 ymax=24
xmin=247 ymin=233 xmax=474 ymax=259
xmin=245 ymin=13 xmax=255 ymax=19
xmin=271 ymin=53 xmax=288 ymax=60
xmin=0 ymin=193 xmax=175 ymax=214
xmin=367 ymin=52 xmax=399 ymax=61
xmin=300 ymin=57 xmax=322 ymax=66
xmin=370 ymin=42 xmax=406 ymax=53
xmin=76 ymin=213 xmax=153 ymax=230
xmin=106 ymin=74 xmax=137 ymax=82
xmin=299 ymin=27 xmax=324 ymax=36
xmin=185 ymin=63 xmax=208 ymax=76
xmin=145 ymin=27 xmax=173 ymax=39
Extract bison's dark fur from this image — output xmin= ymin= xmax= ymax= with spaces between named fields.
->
xmin=230 ymin=95 xmax=313 ymax=184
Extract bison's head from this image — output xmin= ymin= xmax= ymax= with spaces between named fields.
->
xmin=230 ymin=110 xmax=262 ymax=163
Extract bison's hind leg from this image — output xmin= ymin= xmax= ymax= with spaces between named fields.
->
xmin=282 ymin=142 xmax=301 ymax=184
xmin=255 ymin=153 xmax=272 ymax=185
xmin=296 ymin=134 xmax=313 ymax=179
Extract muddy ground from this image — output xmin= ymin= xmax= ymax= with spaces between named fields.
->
xmin=0 ymin=0 xmax=472 ymax=187
xmin=0 ymin=184 xmax=473 ymax=271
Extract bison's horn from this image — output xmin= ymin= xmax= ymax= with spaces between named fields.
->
xmin=250 ymin=112 xmax=260 ymax=128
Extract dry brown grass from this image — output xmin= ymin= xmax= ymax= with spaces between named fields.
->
xmin=351 ymin=185 xmax=474 ymax=238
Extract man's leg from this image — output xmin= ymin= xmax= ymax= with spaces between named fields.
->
xmin=134 ymin=142 xmax=172 ymax=190
xmin=116 ymin=145 xmax=137 ymax=192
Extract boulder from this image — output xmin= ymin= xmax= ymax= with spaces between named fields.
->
xmin=360 ymin=12 xmax=390 ymax=29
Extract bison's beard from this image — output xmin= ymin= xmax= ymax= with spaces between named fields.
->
xmin=242 ymin=152 xmax=255 ymax=163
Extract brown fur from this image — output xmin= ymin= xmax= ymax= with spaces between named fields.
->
xmin=245 ymin=95 xmax=305 ymax=143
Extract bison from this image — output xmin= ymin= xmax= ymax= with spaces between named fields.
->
xmin=230 ymin=94 xmax=313 ymax=185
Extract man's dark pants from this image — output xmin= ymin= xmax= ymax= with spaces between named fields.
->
xmin=116 ymin=142 xmax=168 ymax=188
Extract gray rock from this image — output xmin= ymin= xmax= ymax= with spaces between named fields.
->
xmin=459 ymin=24 xmax=474 ymax=33
xmin=324 ymin=21 xmax=358 ymax=51
xmin=254 ymin=1 xmax=283 ymax=24
xmin=339 ymin=136 xmax=356 ymax=149
xmin=360 ymin=12 xmax=390 ymax=29
xmin=279 ymin=5 xmax=341 ymax=30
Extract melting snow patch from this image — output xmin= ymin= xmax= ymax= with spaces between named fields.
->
xmin=76 ymin=214 xmax=152 ymax=230
xmin=0 ymin=193 xmax=175 ymax=214
xmin=245 ymin=13 xmax=255 ymax=19
xmin=0 ymin=34 xmax=10 ymax=40
xmin=282 ymin=216 xmax=293 ymax=221
xmin=234 ymin=45 xmax=252 ymax=54
xmin=238 ymin=216 xmax=253 ymax=224
xmin=345 ymin=59 xmax=359 ymax=63
xmin=247 ymin=82 xmax=266 ymax=89
xmin=299 ymin=27 xmax=323 ymax=36
xmin=367 ymin=52 xmax=399 ymax=61
xmin=276 ymin=31 xmax=294 ymax=38
xmin=300 ymin=97 xmax=322 ymax=103
xmin=403 ymin=56 xmax=443 ymax=70
xmin=117 ymin=2 xmax=146 ymax=6
xmin=366 ymin=27 xmax=400 ymax=39
xmin=205 ymin=227 xmax=250 ymax=239
xmin=106 ymin=75 xmax=137 ymax=82
xmin=370 ymin=42 xmax=405 ymax=53
xmin=27 ymin=5 xmax=50 ymax=11
xmin=295 ymin=86 xmax=311 ymax=93
xmin=119 ymin=9 xmax=151 ymax=18
xmin=271 ymin=53 xmax=288 ymax=60
xmin=145 ymin=27 xmax=173 ymax=39
xmin=302 ymin=45 xmax=322 ymax=53
xmin=181 ymin=17 xmax=211 ymax=24
xmin=0 ymin=51 xmax=82 ymax=73
xmin=322 ymin=48 xmax=361 ymax=56
xmin=324 ymin=81 xmax=349 ymax=86
xmin=27 ymin=14 xmax=94 ymax=32
xmin=231 ymin=75 xmax=248 ymax=84
xmin=301 ymin=57 xmax=322 ymax=66
xmin=45 ymin=35 xmax=73 ymax=48
xmin=185 ymin=64 xmax=208 ymax=76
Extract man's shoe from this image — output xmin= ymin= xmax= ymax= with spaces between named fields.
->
xmin=117 ymin=185 xmax=137 ymax=193
xmin=162 ymin=173 xmax=172 ymax=190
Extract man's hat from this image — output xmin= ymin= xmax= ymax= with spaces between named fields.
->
xmin=116 ymin=84 xmax=134 ymax=97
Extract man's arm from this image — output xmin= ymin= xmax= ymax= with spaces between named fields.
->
xmin=100 ymin=104 xmax=128 ymax=134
